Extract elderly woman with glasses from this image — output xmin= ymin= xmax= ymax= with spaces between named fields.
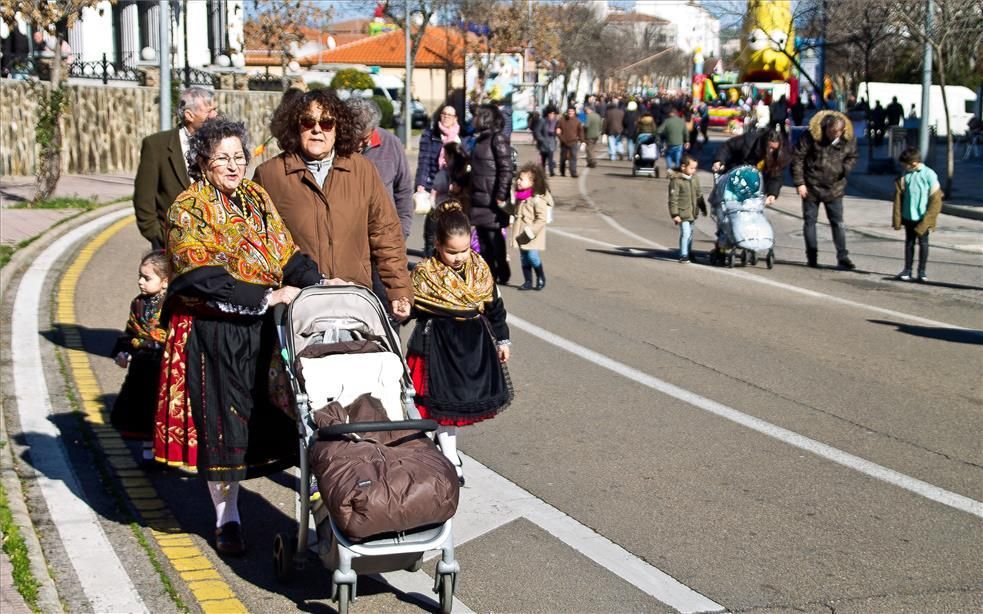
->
xmin=254 ymin=89 xmax=412 ymax=318
xmin=156 ymin=117 xmax=322 ymax=557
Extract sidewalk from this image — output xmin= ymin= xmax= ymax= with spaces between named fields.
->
xmin=0 ymin=174 xmax=135 ymax=246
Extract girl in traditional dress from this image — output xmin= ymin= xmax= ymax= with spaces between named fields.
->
xmin=406 ymin=200 xmax=513 ymax=486
xmin=156 ymin=118 xmax=322 ymax=556
xmin=111 ymin=250 xmax=168 ymax=462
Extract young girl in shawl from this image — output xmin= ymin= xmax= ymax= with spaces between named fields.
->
xmin=111 ymin=250 xmax=169 ymax=461
xmin=508 ymin=163 xmax=554 ymax=290
xmin=406 ymin=200 xmax=513 ymax=486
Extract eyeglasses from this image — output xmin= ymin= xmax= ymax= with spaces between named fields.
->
xmin=300 ymin=116 xmax=336 ymax=131
xmin=440 ymin=112 xmax=456 ymax=118
xmin=209 ymin=154 xmax=247 ymax=168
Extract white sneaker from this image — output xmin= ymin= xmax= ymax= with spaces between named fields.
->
xmin=897 ymin=271 xmax=912 ymax=281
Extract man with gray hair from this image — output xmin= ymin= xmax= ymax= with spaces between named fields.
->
xmin=133 ymin=86 xmax=217 ymax=248
xmin=347 ymin=96 xmax=414 ymax=239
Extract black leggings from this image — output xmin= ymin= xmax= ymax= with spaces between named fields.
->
xmin=903 ymin=219 xmax=929 ymax=274
xmin=474 ymin=225 xmax=511 ymax=284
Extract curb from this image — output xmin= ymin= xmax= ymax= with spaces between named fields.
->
xmin=0 ymin=203 xmax=132 ymax=614
xmin=0 ymin=399 xmax=63 ymax=614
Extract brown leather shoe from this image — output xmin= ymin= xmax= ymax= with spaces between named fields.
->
xmin=215 ymin=522 xmax=246 ymax=556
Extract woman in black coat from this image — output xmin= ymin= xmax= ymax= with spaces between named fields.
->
xmin=467 ymin=104 xmax=513 ymax=283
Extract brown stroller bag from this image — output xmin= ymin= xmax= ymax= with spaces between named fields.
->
xmin=310 ymin=393 xmax=460 ymax=540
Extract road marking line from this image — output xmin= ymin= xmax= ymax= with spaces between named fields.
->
xmin=448 ymin=455 xmax=725 ymax=614
xmin=508 ymin=314 xmax=983 ymax=519
xmin=549 ymin=225 xmax=981 ymax=333
xmin=12 ymin=210 xmax=147 ymax=613
xmin=55 ymin=215 xmax=249 ymax=613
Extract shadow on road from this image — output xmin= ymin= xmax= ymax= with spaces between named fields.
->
xmin=868 ymin=319 xmax=983 ymax=345
xmin=878 ymin=276 xmax=983 ymax=292
xmin=41 ymin=322 xmax=120 ymax=358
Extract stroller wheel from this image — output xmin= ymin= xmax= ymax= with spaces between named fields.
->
xmin=436 ymin=573 xmax=455 ymax=614
xmin=273 ymin=532 xmax=297 ymax=583
xmin=726 ymin=252 xmax=735 ymax=268
xmin=336 ymin=583 xmax=351 ymax=614
xmin=750 ymin=252 xmax=759 ymax=266
xmin=632 ymin=167 xmax=638 ymax=177
xmin=740 ymin=250 xmax=748 ymax=266
xmin=766 ymin=249 xmax=775 ymax=269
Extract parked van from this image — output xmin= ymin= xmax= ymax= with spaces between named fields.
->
xmin=857 ymin=82 xmax=977 ymax=136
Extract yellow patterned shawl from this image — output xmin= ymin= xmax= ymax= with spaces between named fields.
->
xmin=413 ymin=250 xmax=494 ymax=314
xmin=167 ymin=178 xmax=298 ymax=285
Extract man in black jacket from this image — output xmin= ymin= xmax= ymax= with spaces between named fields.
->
xmin=791 ymin=111 xmax=858 ymax=269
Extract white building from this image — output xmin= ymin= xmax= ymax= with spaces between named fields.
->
xmin=635 ymin=0 xmax=720 ymax=58
xmin=2 ymin=0 xmax=244 ymax=70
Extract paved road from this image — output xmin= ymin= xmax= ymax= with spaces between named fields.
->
xmin=4 ymin=147 xmax=982 ymax=613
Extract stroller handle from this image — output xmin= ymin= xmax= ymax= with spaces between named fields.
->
xmin=317 ymin=419 xmax=439 ymax=439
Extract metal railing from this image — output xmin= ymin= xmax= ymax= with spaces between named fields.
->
xmin=176 ymin=66 xmax=217 ymax=88
xmin=67 ymin=53 xmax=145 ymax=85
xmin=247 ymin=72 xmax=287 ymax=92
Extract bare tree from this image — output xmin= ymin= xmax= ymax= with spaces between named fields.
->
xmin=251 ymin=0 xmax=331 ymax=89
xmin=892 ymin=0 xmax=983 ymax=194
xmin=0 ymin=0 xmax=108 ymax=203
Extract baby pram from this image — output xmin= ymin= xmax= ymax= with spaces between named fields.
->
xmin=273 ymin=285 xmax=460 ymax=614
xmin=632 ymin=133 xmax=661 ymax=178
xmin=708 ymin=165 xmax=776 ymax=268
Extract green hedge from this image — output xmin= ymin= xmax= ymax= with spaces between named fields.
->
xmin=330 ymin=69 xmax=374 ymax=91
xmin=373 ymin=95 xmax=395 ymax=129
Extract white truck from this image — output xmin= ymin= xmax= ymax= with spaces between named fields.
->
xmin=857 ymin=82 xmax=977 ymax=136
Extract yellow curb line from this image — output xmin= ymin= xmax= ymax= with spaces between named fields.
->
xmin=55 ymin=215 xmax=247 ymax=613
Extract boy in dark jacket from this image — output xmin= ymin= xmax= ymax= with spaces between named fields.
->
xmin=668 ymin=153 xmax=706 ymax=263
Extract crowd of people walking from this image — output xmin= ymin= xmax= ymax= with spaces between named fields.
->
xmin=117 ymin=83 xmax=946 ymax=560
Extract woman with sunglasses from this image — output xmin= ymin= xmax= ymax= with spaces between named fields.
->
xmin=254 ymin=88 xmax=412 ymax=319
xmin=156 ymin=117 xmax=323 ymax=557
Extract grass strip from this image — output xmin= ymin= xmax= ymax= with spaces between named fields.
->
xmin=53 ymin=347 xmax=187 ymax=612
xmin=0 ymin=475 xmax=42 ymax=611
xmin=11 ymin=197 xmax=98 ymax=211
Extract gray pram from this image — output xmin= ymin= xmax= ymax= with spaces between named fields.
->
xmin=708 ymin=165 xmax=776 ymax=268
xmin=273 ymin=285 xmax=460 ymax=614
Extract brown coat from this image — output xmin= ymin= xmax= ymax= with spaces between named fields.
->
xmin=252 ymin=152 xmax=412 ymax=302
xmin=892 ymin=175 xmax=943 ymax=234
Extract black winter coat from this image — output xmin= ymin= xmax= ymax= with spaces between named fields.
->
xmin=791 ymin=111 xmax=858 ymax=203
xmin=713 ymin=128 xmax=787 ymax=198
xmin=468 ymin=129 xmax=513 ymax=228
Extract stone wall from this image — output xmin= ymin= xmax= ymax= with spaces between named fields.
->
xmin=1 ymin=80 xmax=283 ymax=177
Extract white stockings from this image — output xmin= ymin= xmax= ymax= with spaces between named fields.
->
xmin=207 ymin=481 xmax=241 ymax=527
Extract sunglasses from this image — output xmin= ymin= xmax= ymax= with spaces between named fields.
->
xmin=300 ymin=116 xmax=336 ymax=131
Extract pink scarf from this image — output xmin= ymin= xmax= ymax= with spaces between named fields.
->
xmin=515 ymin=187 xmax=533 ymax=201
xmin=437 ymin=121 xmax=460 ymax=169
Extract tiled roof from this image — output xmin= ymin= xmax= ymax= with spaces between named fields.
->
xmin=307 ymin=26 xmax=464 ymax=68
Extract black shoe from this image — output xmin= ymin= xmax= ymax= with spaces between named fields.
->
xmin=534 ymin=265 xmax=546 ymax=290
xmin=549 ymin=171 xmax=555 ymax=177
xmin=837 ymin=258 xmax=856 ymax=270
xmin=518 ymin=281 xmax=534 ymax=290
xmin=215 ymin=522 xmax=246 ymax=556
xmin=570 ymin=174 xmax=578 ymax=178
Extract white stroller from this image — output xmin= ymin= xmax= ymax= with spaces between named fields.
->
xmin=272 ymin=284 xmax=460 ymax=614
xmin=708 ymin=165 xmax=776 ymax=269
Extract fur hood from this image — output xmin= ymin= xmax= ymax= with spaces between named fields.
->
xmin=808 ymin=110 xmax=854 ymax=142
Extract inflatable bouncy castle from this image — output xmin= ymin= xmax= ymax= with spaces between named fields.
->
xmin=737 ymin=0 xmax=794 ymax=83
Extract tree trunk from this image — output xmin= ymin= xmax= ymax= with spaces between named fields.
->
xmin=936 ymin=49 xmax=953 ymax=197
xmin=34 ymin=37 xmax=65 ymax=204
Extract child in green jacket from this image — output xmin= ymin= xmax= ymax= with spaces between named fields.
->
xmin=668 ymin=153 xmax=707 ymax=263
xmin=892 ymin=146 xmax=942 ymax=282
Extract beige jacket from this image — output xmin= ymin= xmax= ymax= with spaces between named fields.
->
xmin=508 ymin=192 xmax=553 ymax=251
